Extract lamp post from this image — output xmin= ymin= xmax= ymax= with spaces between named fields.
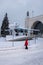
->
xmin=32 ymin=10 xmax=34 ymax=17
xmin=9 ymin=24 xmax=15 ymax=47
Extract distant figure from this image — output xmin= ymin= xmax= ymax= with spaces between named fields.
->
xmin=24 ymin=39 xmax=28 ymax=49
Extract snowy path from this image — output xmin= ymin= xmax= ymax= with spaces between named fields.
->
xmin=0 ymin=42 xmax=43 ymax=65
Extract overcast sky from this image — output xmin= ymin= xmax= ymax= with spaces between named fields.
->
xmin=0 ymin=0 xmax=43 ymax=27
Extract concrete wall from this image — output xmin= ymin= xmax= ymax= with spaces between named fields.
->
xmin=25 ymin=15 xmax=43 ymax=29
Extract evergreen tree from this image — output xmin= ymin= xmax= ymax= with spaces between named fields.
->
xmin=1 ymin=13 xmax=9 ymax=37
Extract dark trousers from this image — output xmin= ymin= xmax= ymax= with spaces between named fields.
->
xmin=25 ymin=46 xmax=28 ymax=49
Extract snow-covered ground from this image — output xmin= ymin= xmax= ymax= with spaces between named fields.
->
xmin=0 ymin=37 xmax=43 ymax=65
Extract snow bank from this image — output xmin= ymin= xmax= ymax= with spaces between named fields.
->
xmin=6 ymin=35 xmax=13 ymax=40
xmin=0 ymin=37 xmax=43 ymax=65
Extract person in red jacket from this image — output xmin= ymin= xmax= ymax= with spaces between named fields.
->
xmin=24 ymin=39 xmax=28 ymax=49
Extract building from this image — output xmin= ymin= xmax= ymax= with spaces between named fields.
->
xmin=25 ymin=11 xmax=43 ymax=35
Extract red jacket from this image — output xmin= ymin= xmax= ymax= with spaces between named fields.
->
xmin=25 ymin=39 xmax=28 ymax=46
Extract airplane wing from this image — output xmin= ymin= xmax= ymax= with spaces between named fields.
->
xmin=28 ymin=29 xmax=40 ymax=31
xmin=6 ymin=35 xmax=33 ymax=41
